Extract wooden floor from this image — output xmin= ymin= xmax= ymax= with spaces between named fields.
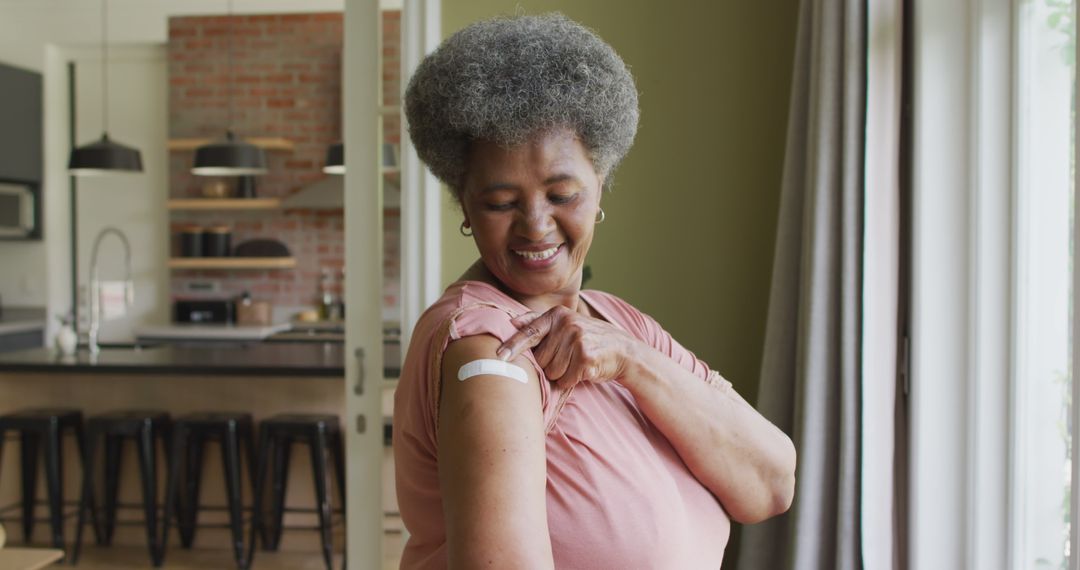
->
xmin=24 ymin=516 xmax=405 ymax=570
xmin=64 ymin=545 xmax=345 ymax=570
xmin=45 ymin=534 xmax=403 ymax=569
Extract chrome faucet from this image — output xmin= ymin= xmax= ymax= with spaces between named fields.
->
xmin=87 ymin=226 xmax=134 ymax=354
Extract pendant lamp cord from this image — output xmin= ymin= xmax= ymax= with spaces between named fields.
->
xmin=101 ymin=0 xmax=109 ymax=136
xmin=227 ymin=0 xmax=234 ymax=134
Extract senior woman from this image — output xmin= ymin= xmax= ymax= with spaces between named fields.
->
xmin=394 ymin=14 xmax=796 ymax=569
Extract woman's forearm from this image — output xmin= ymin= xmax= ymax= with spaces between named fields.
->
xmin=618 ymin=341 xmax=797 ymax=524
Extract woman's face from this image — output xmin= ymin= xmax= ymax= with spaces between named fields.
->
xmin=460 ymin=127 xmax=603 ymax=299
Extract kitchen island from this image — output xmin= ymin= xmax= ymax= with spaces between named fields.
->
xmin=0 ymin=342 xmax=345 ymax=376
xmin=0 ymin=342 xmax=397 ymax=563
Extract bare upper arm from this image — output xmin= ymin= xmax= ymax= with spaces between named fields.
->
xmin=438 ymin=334 xmax=553 ymax=569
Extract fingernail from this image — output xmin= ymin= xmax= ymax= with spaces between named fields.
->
xmin=496 ymin=348 xmax=510 ymax=361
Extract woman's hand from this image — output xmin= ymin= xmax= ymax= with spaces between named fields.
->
xmin=497 ymin=305 xmax=641 ymax=390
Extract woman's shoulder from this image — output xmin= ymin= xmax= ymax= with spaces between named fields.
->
xmin=413 ymin=281 xmax=528 ymax=343
xmin=582 ymin=289 xmax=657 ymax=340
xmin=581 ymin=288 xmax=646 ymax=320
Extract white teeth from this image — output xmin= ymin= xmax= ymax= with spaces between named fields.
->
xmin=513 ymin=246 xmax=559 ymax=261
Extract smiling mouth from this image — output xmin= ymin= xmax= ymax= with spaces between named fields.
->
xmin=512 ymin=244 xmax=562 ymax=261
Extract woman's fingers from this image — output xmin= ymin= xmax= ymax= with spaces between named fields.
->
xmin=498 ymin=310 xmax=556 ymax=361
xmin=500 ymin=306 xmax=626 ymax=387
xmin=510 ymin=312 xmax=541 ymax=327
xmin=542 ymin=337 xmax=576 ymax=382
xmin=557 ymin=354 xmax=590 ymax=390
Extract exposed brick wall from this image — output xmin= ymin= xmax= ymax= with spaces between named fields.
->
xmin=167 ymin=11 xmax=401 ymax=315
xmin=382 ymin=10 xmax=401 ymax=313
xmin=382 ymin=11 xmax=401 ymax=148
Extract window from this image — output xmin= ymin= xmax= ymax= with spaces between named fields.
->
xmin=1014 ymin=0 xmax=1075 ymax=568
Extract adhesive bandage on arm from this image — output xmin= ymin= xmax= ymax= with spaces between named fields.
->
xmin=457 ymin=359 xmax=529 ymax=384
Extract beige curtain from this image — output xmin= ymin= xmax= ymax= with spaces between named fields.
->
xmin=735 ymin=0 xmax=866 ymax=568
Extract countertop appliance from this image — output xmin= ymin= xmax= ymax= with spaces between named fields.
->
xmin=174 ymin=299 xmax=236 ymax=324
xmin=0 ymin=180 xmax=40 ymax=240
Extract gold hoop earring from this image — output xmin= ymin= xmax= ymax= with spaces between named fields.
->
xmin=595 ymin=208 xmax=606 ymax=224
xmin=460 ymin=221 xmax=473 ymax=237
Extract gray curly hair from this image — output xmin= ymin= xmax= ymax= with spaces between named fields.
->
xmin=404 ymin=13 xmax=640 ymax=194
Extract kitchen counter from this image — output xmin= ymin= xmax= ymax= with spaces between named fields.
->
xmin=0 ymin=306 xmax=46 ymax=335
xmin=135 ymin=322 xmax=291 ymax=341
xmin=0 ymin=342 xmax=345 ymax=377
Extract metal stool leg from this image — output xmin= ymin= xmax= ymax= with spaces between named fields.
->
xmin=73 ymin=423 xmax=104 ymax=564
xmin=331 ymin=430 xmax=346 ymax=509
xmin=180 ymin=434 xmax=205 ymax=548
xmin=136 ymin=422 xmax=164 ymax=566
xmin=310 ymin=430 xmax=334 ymax=570
xmin=331 ymin=429 xmax=347 ymax=569
xmin=241 ymin=418 xmax=258 ymax=494
xmin=43 ymin=423 xmax=65 ymax=551
xmin=75 ymin=420 xmax=103 ymax=546
xmin=162 ymin=423 xmax=188 ymax=561
xmin=20 ymin=431 xmax=39 ymax=543
xmin=103 ymin=434 xmax=122 ymax=544
xmin=221 ymin=424 xmax=248 ymax=569
xmin=250 ymin=426 xmax=273 ymax=561
xmin=268 ymin=435 xmax=292 ymax=551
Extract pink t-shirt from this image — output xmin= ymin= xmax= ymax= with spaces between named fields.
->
xmin=394 ymin=281 xmax=732 ymax=569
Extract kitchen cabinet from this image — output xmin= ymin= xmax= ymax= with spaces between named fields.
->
xmin=0 ymin=63 xmax=42 ymax=183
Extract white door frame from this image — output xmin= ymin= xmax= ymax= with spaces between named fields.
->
xmin=399 ymin=0 xmax=442 ymax=347
xmin=344 ymin=0 xmax=441 ymax=567
xmin=343 ymin=0 xmax=386 ymax=568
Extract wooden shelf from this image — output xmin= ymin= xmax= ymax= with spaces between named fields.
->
xmin=168 ymin=257 xmax=296 ymax=270
xmin=168 ymin=198 xmax=281 ymax=211
xmin=168 ymin=137 xmax=295 ymax=152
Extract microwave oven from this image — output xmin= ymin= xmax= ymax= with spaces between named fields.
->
xmin=0 ymin=180 xmax=40 ymax=240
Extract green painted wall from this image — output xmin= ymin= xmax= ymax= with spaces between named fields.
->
xmin=438 ymin=1 xmax=799 ymax=403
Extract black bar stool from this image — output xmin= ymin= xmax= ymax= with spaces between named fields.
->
xmin=162 ymin=412 xmax=256 ymax=570
xmin=72 ymin=410 xmax=171 ymax=566
xmin=249 ymin=414 xmax=345 ymax=570
xmin=0 ymin=408 xmax=89 ymax=553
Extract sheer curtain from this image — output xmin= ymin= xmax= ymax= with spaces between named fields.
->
xmin=735 ymin=0 xmax=868 ymax=567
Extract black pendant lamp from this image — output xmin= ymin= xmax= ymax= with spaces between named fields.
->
xmin=193 ymin=131 xmax=268 ymax=176
xmin=323 ymin=142 xmax=345 ymax=175
xmin=68 ymin=0 xmax=143 ymax=176
xmin=192 ymin=0 xmax=267 ymax=176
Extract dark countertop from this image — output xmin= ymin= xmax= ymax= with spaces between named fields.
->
xmin=0 ymin=342 xmax=348 ymax=377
